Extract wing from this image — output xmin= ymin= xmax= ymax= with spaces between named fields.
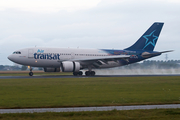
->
xmin=70 ymin=55 xmax=130 ymax=67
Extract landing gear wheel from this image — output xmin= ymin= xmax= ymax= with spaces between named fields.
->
xmin=90 ymin=71 xmax=95 ymax=76
xmin=73 ymin=71 xmax=83 ymax=76
xmin=85 ymin=71 xmax=91 ymax=76
xmin=85 ymin=71 xmax=96 ymax=76
xmin=29 ymin=72 xmax=33 ymax=76
xmin=78 ymin=71 xmax=83 ymax=76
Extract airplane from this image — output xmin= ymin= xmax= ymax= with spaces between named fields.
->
xmin=8 ymin=22 xmax=172 ymax=76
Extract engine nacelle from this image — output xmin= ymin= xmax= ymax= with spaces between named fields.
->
xmin=44 ymin=67 xmax=60 ymax=72
xmin=60 ymin=61 xmax=80 ymax=72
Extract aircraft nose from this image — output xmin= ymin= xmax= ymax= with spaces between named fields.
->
xmin=8 ymin=55 xmax=13 ymax=61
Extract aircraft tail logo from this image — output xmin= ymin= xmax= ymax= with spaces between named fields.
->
xmin=125 ymin=22 xmax=164 ymax=51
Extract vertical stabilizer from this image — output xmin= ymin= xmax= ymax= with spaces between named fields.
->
xmin=124 ymin=22 xmax=164 ymax=51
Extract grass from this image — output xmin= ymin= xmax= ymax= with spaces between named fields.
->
xmin=0 ymin=76 xmax=180 ymax=109
xmin=0 ymin=109 xmax=180 ymax=120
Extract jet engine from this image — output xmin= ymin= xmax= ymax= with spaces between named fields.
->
xmin=60 ymin=61 xmax=80 ymax=72
xmin=44 ymin=67 xmax=60 ymax=72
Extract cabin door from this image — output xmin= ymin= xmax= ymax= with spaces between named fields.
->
xmin=28 ymin=49 xmax=34 ymax=58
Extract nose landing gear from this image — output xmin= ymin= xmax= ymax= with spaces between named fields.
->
xmin=29 ymin=67 xmax=33 ymax=76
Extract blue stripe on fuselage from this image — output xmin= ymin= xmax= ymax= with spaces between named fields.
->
xmin=100 ymin=49 xmax=161 ymax=65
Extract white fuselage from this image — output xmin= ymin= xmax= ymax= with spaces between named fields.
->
xmin=8 ymin=47 xmax=121 ymax=69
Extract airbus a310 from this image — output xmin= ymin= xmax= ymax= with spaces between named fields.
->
xmin=8 ymin=22 xmax=172 ymax=76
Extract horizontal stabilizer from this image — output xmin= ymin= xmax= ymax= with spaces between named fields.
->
xmin=142 ymin=50 xmax=173 ymax=57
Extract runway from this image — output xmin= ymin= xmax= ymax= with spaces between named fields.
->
xmin=0 ymin=74 xmax=180 ymax=79
xmin=0 ymin=104 xmax=180 ymax=114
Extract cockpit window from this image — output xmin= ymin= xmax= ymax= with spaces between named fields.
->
xmin=13 ymin=51 xmax=21 ymax=54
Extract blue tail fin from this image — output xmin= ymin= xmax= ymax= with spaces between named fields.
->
xmin=124 ymin=22 xmax=164 ymax=51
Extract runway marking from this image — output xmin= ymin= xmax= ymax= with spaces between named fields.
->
xmin=0 ymin=104 xmax=180 ymax=114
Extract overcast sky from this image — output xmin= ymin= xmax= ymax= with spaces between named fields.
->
xmin=0 ymin=0 xmax=180 ymax=65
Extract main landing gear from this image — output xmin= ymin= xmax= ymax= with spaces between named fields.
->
xmin=85 ymin=66 xmax=96 ymax=76
xmin=85 ymin=71 xmax=95 ymax=76
xmin=29 ymin=66 xmax=33 ymax=76
xmin=73 ymin=71 xmax=83 ymax=76
xmin=73 ymin=71 xmax=96 ymax=76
